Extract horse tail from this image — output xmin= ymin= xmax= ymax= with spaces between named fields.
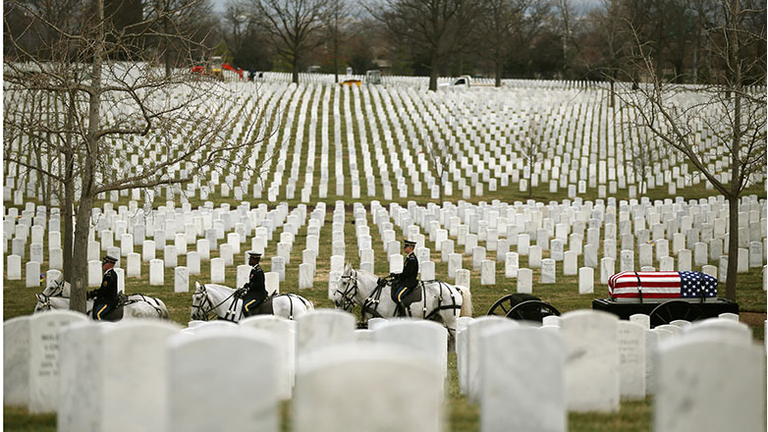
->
xmin=457 ymin=285 xmax=473 ymax=317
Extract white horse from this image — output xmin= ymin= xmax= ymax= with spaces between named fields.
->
xmin=334 ymin=264 xmax=472 ymax=339
xmin=34 ymin=281 xmax=170 ymax=320
xmin=191 ymin=282 xmax=314 ymax=322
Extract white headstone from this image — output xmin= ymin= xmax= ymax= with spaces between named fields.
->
xmin=166 ymin=331 xmax=279 ymax=432
xmin=654 ymin=339 xmax=765 ymax=432
xmin=57 ymin=321 xmax=102 ymax=432
xmin=480 ymin=327 xmax=566 ymax=432
xmin=296 ymin=310 xmax=356 ymax=359
xmin=174 ymin=266 xmax=189 ymax=293
xmin=99 ymin=321 xmax=181 ymax=431
xmin=466 ymin=317 xmax=516 ymax=401
xmin=578 ymin=267 xmax=594 ymax=294
xmin=617 ymin=321 xmax=646 ymax=400
xmin=29 ymin=311 xmax=88 ymax=413
xmin=4 ymin=316 xmax=30 ymax=406
xmin=480 ymin=260 xmax=496 ymax=285
xmin=561 ymin=310 xmax=619 ymax=412
xmin=149 ymin=259 xmax=164 ymax=285
xmin=517 ymin=268 xmax=533 ymax=294
xmin=293 ymin=345 xmax=443 ymax=432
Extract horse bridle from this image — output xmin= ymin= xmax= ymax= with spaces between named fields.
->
xmin=336 ymin=270 xmax=359 ymax=311
xmin=191 ymin=285 xmax=238 ymax=321
xmin=35 ymin=293 xmax=52 ymax=311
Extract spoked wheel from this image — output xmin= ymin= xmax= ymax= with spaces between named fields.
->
xmin=487 ymin=294 xmax=541 ymax=317
xmin=649 ymin=300 xmax=703 ymax=327
xmin=505 ymin=300 xmax=561 ymax=323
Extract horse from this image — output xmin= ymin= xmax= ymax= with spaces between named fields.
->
xmin=334 ymin=264 xmax=472 ymax=342
xmin=34 ymin=279 xmax=170 ymax=320
xmin=190 ymin=282 xmax=314 ymax=322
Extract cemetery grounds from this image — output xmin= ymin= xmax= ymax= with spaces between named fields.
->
xmin=4 ymin=75 xmax=766 ymax=431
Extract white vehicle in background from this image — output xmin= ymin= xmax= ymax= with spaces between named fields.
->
xmin=365 ymin=70 xmax=382 ymax=85
xmin=439 ymin=75 xmax=471 ymax=89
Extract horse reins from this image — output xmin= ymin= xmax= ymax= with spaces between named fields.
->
xmin=336 ymin=271 xmax=359 ymax=312
xmin=192 ymin=285 xmax=238 ymax=321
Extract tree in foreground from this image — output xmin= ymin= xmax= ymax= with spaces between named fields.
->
xmin=4 ymin=0 xmax=267 ymax=312
xmin=618 ymin=0 xmax=766 ymax=301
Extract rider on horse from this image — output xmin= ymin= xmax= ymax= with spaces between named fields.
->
xmin=235 ymin=251 xmax=267 ymax=318
xmin=87 ymin=254 xmax=119 ymax=321
xmin=390 ymin=239 xmax=419 ymax=317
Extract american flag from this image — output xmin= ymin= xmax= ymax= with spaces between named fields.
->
xmin=608 ymin=271 xmax=718 ymax=299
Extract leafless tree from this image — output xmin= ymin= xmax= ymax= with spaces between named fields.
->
xmin=618 ymin=0 xmax=766 ymax=301
xmin=420 ymin=129 xmax=453 ymax=204
xmin=629 ymin=122 xmax=668 ymax=195
xmin=323 ymin=0 xmax=356 ymax=83
xmin=519 ymin=111 xmax=546 ymax=198
xmin=372 ymin=0 xmax=475 ymax=92
xmin=478 ymin=0 xmax=549 ymax=87
xmin=4 ymin=0 xmax=267 ymax=312
xmin=250 ymin=0 xmax=328 ymax=84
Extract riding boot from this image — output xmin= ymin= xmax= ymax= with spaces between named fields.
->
xmin=396 ymin=303 xmax=406 ymax=317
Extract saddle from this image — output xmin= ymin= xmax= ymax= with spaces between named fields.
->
xmin=100 ymin=305 xmax=125 ymax=322
xmin=250 ymin=296 xmax=275 ymax=315
xmin=389 ymin=281 xmax=423 ymax=310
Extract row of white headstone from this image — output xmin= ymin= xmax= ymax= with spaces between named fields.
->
xmin=9 ymin=78 xmax=760 ymax=206
xmin=453 ymin=309 xmax=764 ymax=432
xmin=4 ymin=196 xmax=766 ymax=299
xmin=5 ymin=309 xmax=452 ymax=432
xmin=5 ymin=307 xmax=764 ymax=432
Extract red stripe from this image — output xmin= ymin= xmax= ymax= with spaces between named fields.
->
xmin=610 ymin=292 xmax=680 ymax=298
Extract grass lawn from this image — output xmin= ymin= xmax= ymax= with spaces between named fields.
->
xmin=3 ymin=84 xmax=765 ymax=431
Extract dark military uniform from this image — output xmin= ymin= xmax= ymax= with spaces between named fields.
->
xmin=241 ymin=262 xmax=267 ymax=318
xmin=89 ymin=268 xmax=119 ymax=321
xmin=394 ymin=251 xmax=419 ymax=303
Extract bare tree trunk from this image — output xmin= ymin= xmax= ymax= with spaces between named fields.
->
xmin=70 ymin=191 xmax=94 ymax=313
xmin=725 ymin=194 xmax=738 ymax=301
xmin=292 ymin=57 xmax=300 ymax=84
xmin=163 ymin=0 xmax=172 ymax=78
xmin=333 ymin=43 xmax=339 ymax=84
xmin=62 ymin=91 xmax=76 ymax=283
xmin=63 ymin=154 xmax=74 ymax=282
xmin=692 ymin=32 xmax=700 ymax=84
xmin=72 ymin=0 xmax=105 ymax=313
xmin=495 ymin=60 xmax=502 ymax=88
xmin=429 ymin=56 xmax=438 ymax=92
xmin=724 ymin=0 xmax=742 ymax=302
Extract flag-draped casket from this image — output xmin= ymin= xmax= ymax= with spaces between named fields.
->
xmin=607 ymin=271 xmax=718 ymax=299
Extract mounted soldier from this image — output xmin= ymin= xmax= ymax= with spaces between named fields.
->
xmin=235 ymin=251 xmax=268 ymax=318
xmin=390 ymin=239 xmax=419 ymax=317
xmin=87 ymin=254 xmax=119 ymax=321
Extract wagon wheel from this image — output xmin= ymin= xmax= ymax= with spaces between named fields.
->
xmin=649 ymin=300 xmax=703 ymax=327
xmin=486 ymin=294 xmax=541 ymax=316
xmin=505 ymin=300 xmax=561 ymax=323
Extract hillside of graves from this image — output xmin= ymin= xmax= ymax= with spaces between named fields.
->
xmin=4 ymin=75 xmax=766 ymax=432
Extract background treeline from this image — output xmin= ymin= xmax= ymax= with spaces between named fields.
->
xmin=5 ymin=0 xmax=766 ymax=87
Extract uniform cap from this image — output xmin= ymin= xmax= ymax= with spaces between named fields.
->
xmin=102 ymin=255 xmax=118 ymax=264
xmin=248 ymin=251 xmax=262 ymax=258
xmin=403 ymin=240 xmax=417 ymax=248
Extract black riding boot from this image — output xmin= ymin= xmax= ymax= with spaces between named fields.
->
xmin=395 ymin=303 xmax=406 ymax=317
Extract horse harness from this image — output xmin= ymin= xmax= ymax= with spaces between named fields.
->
xmin=340 ymin=270 xmax=461 ymax=321
xmin=196 ymin=285 xmax=309 ymax=321
xmin=193 ymin=285 xmax=238 ymax=321
xmin=36 ymin=290 xmax=165 ymax=318
xmin=119 ymin=293 xmax=165 ymax=317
